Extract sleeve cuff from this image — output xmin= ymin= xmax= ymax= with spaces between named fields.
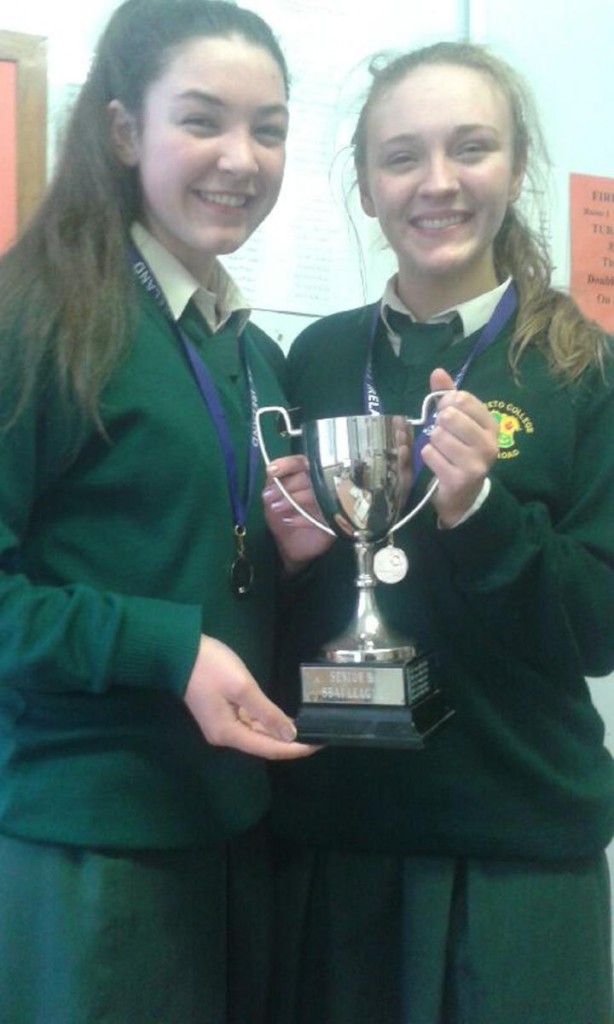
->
xmin=438 ymin=477 xmax=492 ymax=529
xmin=109 ymin=595 xmax=202 ymax=698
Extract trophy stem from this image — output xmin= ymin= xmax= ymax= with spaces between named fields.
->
xmin=322 ymin=538 xmax=416 ymax=664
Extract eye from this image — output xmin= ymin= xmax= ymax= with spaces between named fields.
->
xmin=383 ymin=150 xmax=420 ymax=170
xmin=456 ymin=137 xmax=497 ymax=162
xmin=181 ymin=113 xmax=220 ymax=135
xmin=253 ymin=122 xmax=288 ymax=146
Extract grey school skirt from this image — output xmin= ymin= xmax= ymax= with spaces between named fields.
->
xmin=270 ymin=843 xmax=613 ymax=1024
xmin=0 ymin=824 xmax=273 ymax=1024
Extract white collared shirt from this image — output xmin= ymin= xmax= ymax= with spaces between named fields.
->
xmin=130 ymin=222 xmax=250 ymax=335
xmin=381 ymin=274 xmax=512 ymax=355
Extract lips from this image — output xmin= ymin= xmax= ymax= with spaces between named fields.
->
xmin=196 ymin=191 xmax=248 ymax=208
xmin=410 ymin=212 xmax=470 ymax=229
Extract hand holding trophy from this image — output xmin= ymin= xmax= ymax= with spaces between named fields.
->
xmin=257 ymin=395 xmax=455 ymax=749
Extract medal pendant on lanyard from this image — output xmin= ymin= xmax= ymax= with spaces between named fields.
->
xmin=129 ymin=245 xmax=258 ymax=597
xmin=181 ymin=338 xmax=259 ymax=599
xmin=231 ymin=524 xmax=254 ymax=597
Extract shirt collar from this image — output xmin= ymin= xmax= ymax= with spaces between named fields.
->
xmin=130 ymin=222 xmax=251 ymax=334
xmin=381 ymin=274 xmax=512 ymax=351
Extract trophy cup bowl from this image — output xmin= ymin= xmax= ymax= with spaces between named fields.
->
xmin=256 ymin=399 xmax=455 ymax=749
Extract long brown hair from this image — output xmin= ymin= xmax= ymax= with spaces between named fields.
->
xmin=351 ymin=42 xmax=609 ymax=381
xmin=0 ymin=0 xmax=289 ymax=430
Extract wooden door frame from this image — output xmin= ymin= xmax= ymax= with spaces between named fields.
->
xmin=0 ymin=31 xmax=47 ymax=230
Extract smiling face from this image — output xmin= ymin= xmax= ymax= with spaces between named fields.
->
xmin=110 ymin=33 xmax=288 ymax=283
xmin=358 ymin=63 xmax=524 ymax=317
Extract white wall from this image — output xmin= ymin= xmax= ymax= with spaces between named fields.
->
xmin=590 ymin=672 xmax=614 ymax=930
xmin=469 ymin=0 xmax=613 ymax=291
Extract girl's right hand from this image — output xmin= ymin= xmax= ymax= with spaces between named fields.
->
xmin=262 ymin=454 xmax=334 ymax=574
xmin=184 ymin=635 xmax=316 ymax=760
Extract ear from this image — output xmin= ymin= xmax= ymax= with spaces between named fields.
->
xmin=508 ymin=168 xmax=525 ymax=204
xmin=358 ymin=175 xmax=377 ymax=218
xmin=108 ymin=99 xmax=140 ymax=166
xmin=508 ymin=149 xmax=527 ymax=204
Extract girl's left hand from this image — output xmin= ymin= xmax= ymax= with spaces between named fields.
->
xmin=423 ymin=368 xmax=499 ymax=528
xmin=262 ymin=454 xmax=334 ymax=573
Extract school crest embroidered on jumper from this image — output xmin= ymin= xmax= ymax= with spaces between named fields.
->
xmin=486 ymin=400 xmax=534 ymax=461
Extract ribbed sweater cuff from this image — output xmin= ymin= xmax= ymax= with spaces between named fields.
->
xmin=110 ymin=596 xmax=202 ymax=697
xmin=436 ymin=477 xmax=531 ymax=588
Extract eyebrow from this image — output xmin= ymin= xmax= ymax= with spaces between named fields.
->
xmin=452 ymin=123 xmax=501 ymax=137
xmin=382 ymin=124 xmax=501 ymax=146
xmin=174 ymin=89 xmax=288 ymax=118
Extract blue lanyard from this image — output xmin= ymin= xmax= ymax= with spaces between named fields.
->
xmin=364 ymin=282 xmax=518 ymax=475
xmin=129 ymin=246 xmax=260 ymax=592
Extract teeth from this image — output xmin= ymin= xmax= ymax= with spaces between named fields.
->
xmin=416 ymin=214 xmax=466 ymax=229
xmin=200 ymin=192 xmax=246 ymax=208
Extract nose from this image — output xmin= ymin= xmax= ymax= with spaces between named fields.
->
xmin=216 ymin=129 xmax=259 ymax=176
xmin=418 ymin=153 xmax=458 ymax=195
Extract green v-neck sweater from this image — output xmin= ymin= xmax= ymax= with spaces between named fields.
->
xmin=271 ymin=301 xmax=614 ymax=861
xmin=0 ymin=287 xmax=291 ymax=848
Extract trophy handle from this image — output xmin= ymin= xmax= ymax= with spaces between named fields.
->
xmin=389 ymin=389 xmax=451 ymax=536
xmin=255 ymin=406 xmax=336 ymax=537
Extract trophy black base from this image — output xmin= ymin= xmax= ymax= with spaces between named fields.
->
xmin=296 ymin=690 xmax=453 ymax=748
xmin=295 ymin=656 xmax=454 ymax=749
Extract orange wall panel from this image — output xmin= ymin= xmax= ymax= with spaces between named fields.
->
xmin=0 ymin=59 xmax=17 ymax=253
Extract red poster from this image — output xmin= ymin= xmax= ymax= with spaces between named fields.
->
xmin=0 ymin=59 xmax=17 ymax=253
xmin=570 ymin=173 xmax=614 ymax=332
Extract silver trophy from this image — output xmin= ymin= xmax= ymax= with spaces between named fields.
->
xmin=256 ymin=397 xmax=454 ymax=748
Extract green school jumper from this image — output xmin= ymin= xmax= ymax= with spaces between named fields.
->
xmin=269 ymin=299 xmax=614 ymax=1024
xmin=0 ymin=286 xmax=291 ymax=1023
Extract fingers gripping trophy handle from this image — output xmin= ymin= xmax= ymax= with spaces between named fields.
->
xmin=255 ymin=407 xmax=336 ymax=537
xmin=389 ymin=389 xmax=451 ymax=537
